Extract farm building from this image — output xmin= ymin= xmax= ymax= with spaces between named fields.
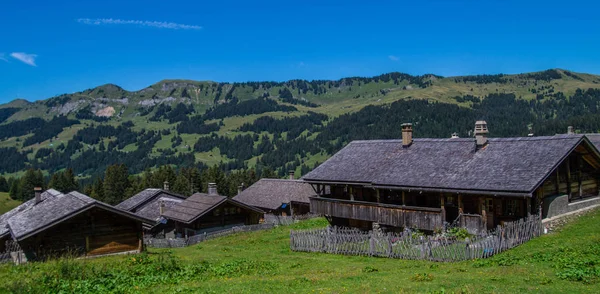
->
xmin=0 ymin=188 xmax=152 ymax=261
xmin=116 ymin=182 xmax=186 ymax=237
xmin=233 ymin=172 xmax=315 ymax=216
xmin=161 ymin=183 xmax=264 ymax=237
xmin=303 ymin=122 xmax=600 ymax=234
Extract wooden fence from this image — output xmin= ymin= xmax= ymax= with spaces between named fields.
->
xmin=0 ymin=241 xmax=26 ymax=265
xmin=264 ymin=213 xmax=321 ymax=226
xmin=290 ymin=214 xmax=542 ymax=261
xmin=145 ymin=223 xmax=275 ymax=248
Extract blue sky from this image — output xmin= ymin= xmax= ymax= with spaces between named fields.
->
xmin=1 ymin=0 xmax=599 ymax=102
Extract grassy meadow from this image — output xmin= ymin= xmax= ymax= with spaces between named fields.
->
xmin=1 ymin=209 xmax=599 ymax=293
xmin=0 ymin=192 xmax=20 ymax=215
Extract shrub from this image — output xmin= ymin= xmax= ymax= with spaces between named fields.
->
xmin=410 ymin=273 xmax=434 ymax=282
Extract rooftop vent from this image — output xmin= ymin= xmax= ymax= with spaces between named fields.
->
xmin=289 ymin=171 xmax=295 ymax=180
xmin=208 ymin=183 xmax=218 ymax=196
xmin=34 ymin=187 xmax=42 ymax=205
xmin=474 ymin=121 xmax=489 ymax=148
xmin=567 ymin=126 xmax=574 ymax=135
xmin=401 ymin=123 xmax=413 ymax=147
xmin=163 ymin=181 xmax=170 ymax=191
xmin=451 ymin=132 xmax=459 ymax=139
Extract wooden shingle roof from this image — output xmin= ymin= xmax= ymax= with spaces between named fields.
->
xmin=0 ymin=190 xmax=153 ymax=241
xmin=116 ymin=188 xmax=185 ymax=212
xmin=162 ymin=193 xmax=263 ymax=224
xmin=233 ymin=179 xmax=316 ymax=210
xmin=303 ymin=134 xmax=597 ymax=195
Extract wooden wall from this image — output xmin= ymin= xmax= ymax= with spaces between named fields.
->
xmin=19 ymin=207 xmax=142 ymax=260
xmin=541 ymin=151 xmax=599 ymax=201
xmin=311 ymin=197 xmax=443 ymax=231
xmin=176 ymin=202 xmax=262 ymax=236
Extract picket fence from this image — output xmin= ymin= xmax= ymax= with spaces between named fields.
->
xmin=145 ymin=223 xmax=275 ymax=248
xmin=0 ymin=241 xmax=26 ymax=264
xmin=290 ymin=214 xmax=542 ymax=261
xmin=264 ymin=213 xmax=321 ymax=226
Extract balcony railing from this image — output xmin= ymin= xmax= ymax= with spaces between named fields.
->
xmin=310 ymin=197 xmax=443 ymax=231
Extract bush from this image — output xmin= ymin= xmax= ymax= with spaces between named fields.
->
xmin=410 ymin=273 xmax=434 ymax=282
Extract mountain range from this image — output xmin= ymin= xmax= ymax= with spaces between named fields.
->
xmin=1 ymin=68 xmax=600 ymax=181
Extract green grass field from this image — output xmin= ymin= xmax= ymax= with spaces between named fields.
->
xmin=1 ymin=209 xmax=599 ymax=293
xmin=0 ymin=192 xmax=20 ymax=214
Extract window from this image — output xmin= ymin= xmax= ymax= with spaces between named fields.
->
xmin=504 ymin=200 xmax=520 ymax=216
xmin=486 ymin=199 xmax=493 ymax=213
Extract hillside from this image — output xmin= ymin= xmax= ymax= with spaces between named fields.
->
xmin=1 ymin=210 xmax=599 ymax=293
xmin=0 ymin=192 xmax=20 ymax=214
xmin=2 ymin=68 xmax=600 ymax=181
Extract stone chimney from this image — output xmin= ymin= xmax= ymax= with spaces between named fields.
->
xmin=289 ymin=171 xmax=295 ymax=180
xmin=451 ymin=132 xmax=459 ymax=139
xmin=208 ymin=183 xmax=218 ymax=196
xmin=159 ymin=200 xmax=165 ymax=215
xmin=237 ymin=185 xmax=244 ymax=195
xmin=163 ymin=181 xmax=170 ymax=191
xmin=34 ymin=187 xmax=42 ymax=205
xmin=567 ymin=126 xmax=574 ymax=135
xmin=401 ymin=123 xmax=413 ymax=147
xmin=474 ymin=121 xmax=489 ymax=147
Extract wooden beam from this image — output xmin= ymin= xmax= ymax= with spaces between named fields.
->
xmin=566 ymin=157 xmax=572 ymax=199
xmin=375 ymin=189 xmax=380 ymax=203
xmin=458 ymin=194 xmax=464 ymax=214
xmin=555 ymin=169 xmax=560 ymax=195
xmin=440 ymin=193 xmax=446 ymax=222
xmin=578 ymin=155 xmax=583 ymax=199
xmin=401 ymin=191 xmax=406 ymax=206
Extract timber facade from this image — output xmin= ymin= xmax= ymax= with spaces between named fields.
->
xmin=233 ymin=174 xmax=314 ymax=217
xmin=161 ymin=183 xmax=264 ymax=238
xmin=0 ymin=189 xmax=152 ymax=261
xmin=303 ymin=122 xmax=600 ymax=234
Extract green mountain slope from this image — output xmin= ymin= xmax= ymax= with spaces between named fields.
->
xmin=1 ymin=68 xmax=600 ymax=180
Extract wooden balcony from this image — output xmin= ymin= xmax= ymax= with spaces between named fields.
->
xmin=310 ymin=197 xmax=443 ymax=231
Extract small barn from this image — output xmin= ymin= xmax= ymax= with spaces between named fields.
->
xmin=0 ymin=188 xmax=152 ymax=261
xmin=233 ymin=173 xmax=316 ymax=216
xmin=162 ymin=183 xmax=264 ymax=237
xmin=116 ymin=182 xmax=186 ymax=237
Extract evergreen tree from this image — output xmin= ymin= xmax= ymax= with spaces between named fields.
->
xmin=9 ymin=180 xmax=20 ymax=200
xmin=103 ymin=164 xmax=130 ymax=205
xmin=172 ymin=172 xmax=190 ymax=196
xmin=18 ymin=168 xmax=45 ymax=201
xmin=91 ymin=177 xmax=105 ymax=201
xmin=0 ymin=176 xmax=8 ymax=192
xmin=64 ymin=168 xmax=79 ymax=192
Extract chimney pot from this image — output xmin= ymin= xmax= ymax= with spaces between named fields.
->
xmin=567 ymin=126 xmax=574 ymax=135
xmin=401 ymin=123 xmax=413 ymax=147
xmin=34 ymin=187 xmax=42 ymax=204
xmin=159 ymin=200 xmax=165 ymax=215
xmin=163 ymin=181 xmax=170 ymax=191
xmin=474 ymin=121 xmax=489 ymax=147
xmin=288 ymin=171 xmax=295 ymax=180
xmin=208 ymin=183 xmax=218 ymax=196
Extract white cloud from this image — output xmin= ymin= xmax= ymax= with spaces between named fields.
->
xmin=388 ymin=55 xmax=399 ymax=61
xmin=77 ymin=18 xmax=202 ymax=30
xmin=10 ymin=52 xmax=37 ymax=66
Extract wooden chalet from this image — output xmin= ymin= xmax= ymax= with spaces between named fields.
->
xmin=116 ymin=182 xmax=186 ymax=237
xmin=161 ymin=183 xmax=264 ymax=237
xmin=233 ymin=172 xmax=315 ymax=216
xmin=302 ymin=122 xmax=600 ymax=233
xmin=0 ymin=188 xmax=152 ymax=261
